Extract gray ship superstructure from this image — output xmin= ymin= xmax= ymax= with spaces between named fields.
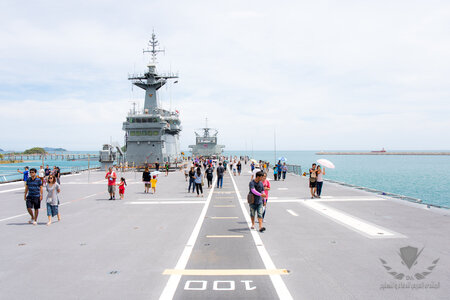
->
xmin=122 ymin=33 xmax=181 ymax=166
xmin=189 ymin=121 xmax=225 ymax=157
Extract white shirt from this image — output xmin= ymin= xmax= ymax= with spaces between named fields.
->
xmin=38 ymin=169 xmax=45 ymax=177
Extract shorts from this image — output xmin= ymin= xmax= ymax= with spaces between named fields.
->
xmin=309 ymin=180 xmax=316 ymax=188
xmin=46 ymin=203 xmax=59 ymax=217
xmin=26 ymin=196 xmax=41 ymax=209
xmin=145 ymin=183 xmax=150 ymax=188
xmin=108 ymin=185 xmax=116 ymax=193
xmin=249 ymin=203 xmax=264 ymax=219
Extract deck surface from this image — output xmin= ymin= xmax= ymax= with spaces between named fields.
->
xmin=0 ymin=164 xmax=449 ymax=299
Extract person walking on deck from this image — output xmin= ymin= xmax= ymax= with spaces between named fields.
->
xmin=38 ymin=166 xmax=45 ymax=186
xmin=155 ymin=160 xmax=160 ymax=171
xmin=273 ymin=166 xmax=278 ymax=181
xmin=118 ymin=177 xmax=126 ymax=199
xmin=276 ymin=161 xmax=282 ymax=181
xmin=188 ymin=167 xmax=196 ymax=193
xmin=281 ymin=163 xmax=287 ymax=181
xmin=205 ymin=164 xmax=214 ymax=188
xmin=237 ymin=161 xmax=242 ymax=175
xmin=164 ymin=162 xmax=169 ymax=176
xmin=142 ymin=167 xmax=151 ymax=193
xmin=309 ymin=163 xmax=317 ymax=199
xmin=249 ymin=171 xmax=267 ymax=232
xmin=316 ymin=165 xmax=325 ymax=198
xmin=44 ymin=165 xmax=51 ymax=183
xmin=216 ymin=162 xmax=225 ymax=188
xmin=262 ymin=173 xmax=271 ymax=220
xmin=45 ymin=174 xmax=60 ymax=225
xmin=105 ymin=167 xmax=117 ymax=200
xmin=150 ymin=176 xmax=157 ymax=194
xmin=194 ymin=167 xmax=204 ymax=197
xmin=17 ymin=167 xmax=29 ymax=186
xmin=24 ymin=168 xmax=43 ymax=225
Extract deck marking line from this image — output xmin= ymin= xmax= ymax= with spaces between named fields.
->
xmin=163 ymin=269 xmax=289 ymax=275
xmin=127 ymin=201 xmax=205 ymax=205
xmin=213 ymin=205 xmax=235 ymax=207
xmin=277 ymin=188 xmax=289 ymax=190
xmin=300 ymin=201 xmax=405 ymax=238
xmin=210 ymin=217 xmax=238 ymax=219
xmin=229 ymin=170 xmax=293 ymax=300
xmin=0 ymin=187 xmax=23 ymax=194
xmin=286 ymin=209 xmax=298 ymax=216
xmin=0 ymin=213 xmax=28 ymax=222
xmin=159 ymin=177 xmax=217 ymax=300
xmin=206 ymin=235 xmax=243 ymax=238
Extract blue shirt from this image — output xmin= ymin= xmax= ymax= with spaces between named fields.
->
xmin=249 ymin=180 xmax=264 ymax=205
xmin=23 ymin=170 xmax=29 ymax=181
xmin=26 ymin=177 xmax=42 ymax=198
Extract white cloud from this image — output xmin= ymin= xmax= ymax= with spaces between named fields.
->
xmin=1 ymin=0 xmax=450 ymax=151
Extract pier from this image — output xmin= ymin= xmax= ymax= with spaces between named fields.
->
xmin=0 ymin=162 xmax=448 ymax=299
xmin=0 ymin=153 xmax=99 ymax=161
xmin=317 ymin=151 xmax=450 ymax=155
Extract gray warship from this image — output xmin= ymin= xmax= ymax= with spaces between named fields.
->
xmin=122 ymin=33 xmax=181 ymax=166
xmin=189 ymin=119 xmax=225 ymax=157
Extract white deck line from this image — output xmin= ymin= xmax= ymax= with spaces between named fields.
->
xmin=0 ymin=187 xmax=24 ymax=194
xmin=286 ymin=209 xmax=298 ymax=216
xmin=127 ymin=201 xmax=205 ymax=205
xmin=229 ymin=171 xmax=293 ymax=300
xmin=300 ymin=201 xmax=406 ymax=239
xmin=159 ymin=177 xmax=217 ymax=300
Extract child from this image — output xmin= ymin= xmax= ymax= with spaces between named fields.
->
xmin=273 ymin=167 xmax=278 ymax=181
xmin=150 ymin=175 xmax=157 ymax=194
xmin=118 ymin=177 xmax=126 ymax=200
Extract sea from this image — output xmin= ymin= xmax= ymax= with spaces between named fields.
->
xmin=224 ymin=150 xmax=450 ymax=208
xmin=1 ymin=150 xmax=449 ymax=208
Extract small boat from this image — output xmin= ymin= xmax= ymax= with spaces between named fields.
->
xmin=371 ymin=148 xmax=386 ymax=153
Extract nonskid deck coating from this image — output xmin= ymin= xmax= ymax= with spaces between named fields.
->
xmin=0 ymin=164 xmax=449 ymax=299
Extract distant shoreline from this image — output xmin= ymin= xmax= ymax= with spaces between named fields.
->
xmin=316 ymin=151 xmax=450 ymax=156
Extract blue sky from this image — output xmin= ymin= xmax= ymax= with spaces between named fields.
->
xmin=1 ymin=0 xmax=450 ymax=151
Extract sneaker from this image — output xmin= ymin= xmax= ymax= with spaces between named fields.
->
xmin=259 ymin=227 xmax=266 ymax=232
xmin=32 ymin=221 xmax=37 ymax=225
xmin=28 ymin=219 xmax=33 ymax=224
xmin=109 ymin=197 xmax=112 ymax=200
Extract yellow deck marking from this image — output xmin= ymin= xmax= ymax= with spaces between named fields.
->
xmin=210 ymin=217 xmax=239 ymax=219
xmin=163 ymin=269 xmax=289 ymax=275
xmin=213 ymin=205 xmax=235 ymax=207
xmin=206 ymin=235 xmax=243 ymax=238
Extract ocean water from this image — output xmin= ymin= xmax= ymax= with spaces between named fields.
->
xmin=0 ymin=151 xmax=100 ymax=182
xmin=223 ymin=150 xmax=450 ymax=208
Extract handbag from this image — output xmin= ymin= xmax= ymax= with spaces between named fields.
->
xmin=247 ymin=192 xmax=255 ymax=204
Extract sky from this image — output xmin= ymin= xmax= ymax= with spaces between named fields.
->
xmin=1 ymin=0 xmax=450 ymax=151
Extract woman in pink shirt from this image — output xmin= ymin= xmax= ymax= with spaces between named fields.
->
xmin=262 ymin=173 xmax=271 ymax=220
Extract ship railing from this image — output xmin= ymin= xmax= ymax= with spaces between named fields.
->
xmin=324 ymin=178 xmax=449 ymax=210
xmin=286 ymin=164 xmax=302 ymax=176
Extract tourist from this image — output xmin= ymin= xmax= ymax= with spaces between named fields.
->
xmin=44 ymin=165 xmax=51 ymax=183
xmin=165 ymin=162 xmax=169 ymax=176
xmin=309 ymin=163 xmax=317 ymax=199
xmin=142 ymin=166 xmax=151 ymax=193
xmin=38 ymin=166 xmax=45 ymax=185
xmin=216 ymin=162 xmax=225 ymax=188
xmin=188 ymin=166 xmax=196 ymax=193
xmin=277 ymin=161 xmax=282 ymax=180
xmin=205 ymin=164 xmax=214 ymax=188
xmin=184 ymin=167 xmax=189 ymax=181
xmin=55 ymin=167 xmax=61 ymax=184
xmin=151 ymin=176 xmax=157 ymax=194
xmin=262 ymin=172 xmax=271 ymax=220
xmin=251 ymin=164 xmax=261 ymax=181
xmin=24 ymin=168 xmax=43 ymax=225
xmin=249 ymin=171 xmax=267 ymax=232
xmin=45 ymin=174 xmax=60 ymax=225
xmin=194 ymin=167 xmax=204 ymax=197
xmin=17 ymin=166 xmax=29 ymax=186
xmin=105 ymin=167 xmax=117 ymax=200
xmin=118 ymin=177 xmax=126 ymax=199
xmin=282 ymin=163 xmax=287 ymax=181
xmin=232 ymin=161 xmax=237 ymax=176
xmin=316 ymin=165 xmax=325 ymax=198
xmin=155 ymin=160 xmax=160 ymax=171
xmin=237 ymin=160 xmax=242 ymax=175
xmin=273 ymin=166 xmax=278 ymax=181
xmin=250 ymin=161 xmax=255 ymax=171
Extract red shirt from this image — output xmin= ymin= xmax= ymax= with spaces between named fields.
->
xmin=106 ymin=172 xmax=116 ymax=186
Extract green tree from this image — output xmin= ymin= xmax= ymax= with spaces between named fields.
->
xmin=0 ymin=153 xmax=3 ymax=159
xmin=121 ymin=145 xmax=126 ymax=153
xmin=23 ymin=147 xmax=46 ymax=154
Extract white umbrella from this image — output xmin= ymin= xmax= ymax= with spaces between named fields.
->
xmin=278 ymin=157 xmax=287 ymax=162
xmin=317 ymin=159 xmax=335 ymax=169
xmin=150 ymin=171 xmax=162 ymax=176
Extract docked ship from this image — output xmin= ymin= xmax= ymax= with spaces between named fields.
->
xmin=189 ymin=120 xmax=225 ymax=157
xmin=122 ymin=33 xmax=181 ymax=166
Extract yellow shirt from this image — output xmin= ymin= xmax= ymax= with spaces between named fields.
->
xmin=150 ymin=178 xmax=157 ymax=188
